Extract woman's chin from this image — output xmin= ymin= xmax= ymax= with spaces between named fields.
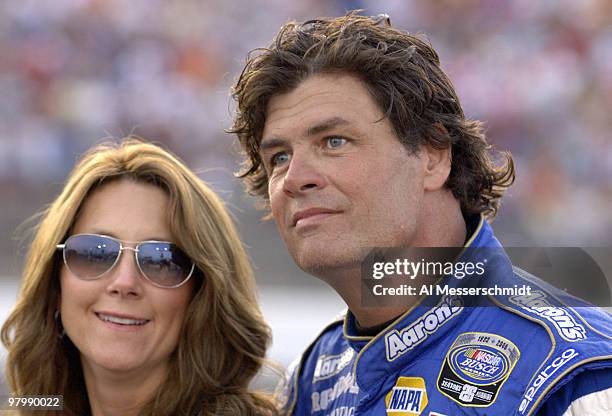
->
xmin=81 ymin=349 xmax=151 ymax=374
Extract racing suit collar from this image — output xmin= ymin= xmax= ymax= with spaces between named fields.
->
xmin=340 ymin=215 xmax=504 ymax=393
xmin=343 ymin=214 xmax=490 ymax=341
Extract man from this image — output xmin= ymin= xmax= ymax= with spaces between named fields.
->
xmin=229 ymin=12 xmax=612 ymax=415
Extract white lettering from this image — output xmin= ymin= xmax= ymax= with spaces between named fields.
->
xmin=313 ymin=349 xmax=355 ymax=382
xmin=310 ymin=374 xmax=359 ymax=411
xmin=519 ymin=349 xmax=578 ymax=414
xmin=509 ymin=291 xmax=586 ymax=342
xmin=385 ymin=297 xmax=462 ymax=361
xmin=328 ymin=406 xmax=355 ymax=416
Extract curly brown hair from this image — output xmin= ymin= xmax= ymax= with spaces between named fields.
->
xmin=229 ymin=12 xmax=514 ymax=218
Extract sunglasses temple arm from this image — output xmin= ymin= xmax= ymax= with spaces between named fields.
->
xmin=56 ymin=244 xmax=65 ymax=249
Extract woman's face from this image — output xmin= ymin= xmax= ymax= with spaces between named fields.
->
xmin=60 ymin=179 xmax=194 ymax=376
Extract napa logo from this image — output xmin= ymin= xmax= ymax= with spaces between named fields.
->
xmin=509 ymin=290 xmax=586 ymax=342
xmin=385 ymin=377 xmax=428 ymax=415
xmin=385 ymin=296 xmax=463 ymax=361
xmin=449 ymin=346 xmax=508 ymax=384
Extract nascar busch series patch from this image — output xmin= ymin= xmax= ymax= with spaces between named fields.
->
xmin=437 ymin=332 xmax=520 ymax=407
xmin=385 ymin=377 xmax=428 ymax=415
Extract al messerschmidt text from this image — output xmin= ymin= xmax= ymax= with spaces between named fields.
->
xmin=373 ymin=284 xmax=532 ymax=297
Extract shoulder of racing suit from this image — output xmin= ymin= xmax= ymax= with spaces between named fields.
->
xmin=489 ymin=265 xmax=612 ymax=415
xmin=277 ymin=310 xmax=347 ymax=415
xmin=280 ymin=265 xmax=612 ymax=415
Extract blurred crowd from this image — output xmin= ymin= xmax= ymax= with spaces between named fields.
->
xmin=0 ymin=0 xmax=610 ymax=278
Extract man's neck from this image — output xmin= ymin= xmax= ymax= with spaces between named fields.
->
xmin=336 ymin=283 xmax=419 ymax=329
xmin=330 ymin=203 xmax=468 ymax=330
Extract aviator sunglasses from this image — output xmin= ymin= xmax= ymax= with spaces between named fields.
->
xmin=56 ymin=234 xmax=195 ymax=288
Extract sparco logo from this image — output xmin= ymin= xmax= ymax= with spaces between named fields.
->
xmin=519 ymin=348 xmax=579 ymax=414
xmin=509 ymin=290 xmax=586 ymax=342
xmin=385 ymin=296 xmax=463 ymax=361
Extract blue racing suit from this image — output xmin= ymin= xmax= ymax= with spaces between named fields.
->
xmin=280 ymin=216 xmax=612 ymax=415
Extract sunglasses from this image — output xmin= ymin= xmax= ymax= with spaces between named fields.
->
xmin=56 ymin=234 xmax=195 ymax=288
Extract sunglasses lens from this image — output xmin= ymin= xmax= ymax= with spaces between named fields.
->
xmin=64 ymin=235 xmax=120 ymax=279
xmin=137 ymin=243 xmax=193 ymax=287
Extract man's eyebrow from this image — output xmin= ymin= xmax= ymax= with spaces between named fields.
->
xmin=306 ymin=117 xmax=351 ymax=136
xmin=259 ymin=138 xmax=287 ymax=152
xmin=260 ymin=117 xmax=352 ymax=152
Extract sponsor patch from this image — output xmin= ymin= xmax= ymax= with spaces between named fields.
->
xmin=518 ymin=348 xmax=579 ymax=414
xmin=437 ymin=332 xmax=520 ymax=407
xmin=385 ymin=296 xmax=463 ymax=362
xmin=311 ymin=373 xmax=359 ymax=412
xmin=313 ymin=348 xmax=355 ymax=383
xmin=509 ymin=290 xmax=586 ymax=342
xmin=385 ymin=377 xmax=428 ymax=415
xmin=449 ymin=345 xmax=508 ymax=385
xmin=327 ymin=406 xmax=355 ymax=416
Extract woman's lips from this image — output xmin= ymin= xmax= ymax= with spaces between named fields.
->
xmin=95 ymin=312 xmax=150 ymax=329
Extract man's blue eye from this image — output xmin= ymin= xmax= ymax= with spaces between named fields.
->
xmin=272 ymin=152 xmax=290 ymax=166
xmin=327 ymin=137 xmax=347 ymax=148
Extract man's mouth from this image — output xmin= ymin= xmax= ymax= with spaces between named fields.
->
xmin=292 ymin=208 xmax=342 ymax=227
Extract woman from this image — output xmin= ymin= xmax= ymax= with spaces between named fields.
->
xmin=1 ymin=138 xmax=279 ymax=415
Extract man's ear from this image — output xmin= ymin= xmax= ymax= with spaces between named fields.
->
xmin=422 ymin=141 xmax=452 ymax=192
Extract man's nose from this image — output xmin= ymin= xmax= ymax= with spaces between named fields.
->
xmin=282 ymin=151 xmax=327 ymax=197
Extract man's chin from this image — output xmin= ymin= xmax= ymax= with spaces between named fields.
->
xmin=293 ymin=249 xmax=363 ymax=279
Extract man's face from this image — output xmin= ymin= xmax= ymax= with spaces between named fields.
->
xmin=260 ymin=74 xmax=430 ymax=278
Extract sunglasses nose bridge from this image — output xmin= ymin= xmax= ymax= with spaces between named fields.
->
xmin=120 ymin=246 xmax=139 ymax=253
xmin=104 ymin=244 xmax=145 ymax=290
xmin=118 ymin=247 xmax=140 ymax=271
xmin=117 ymin=244 xmax=139 ymax=265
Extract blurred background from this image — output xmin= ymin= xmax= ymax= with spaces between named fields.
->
xmin=1 ymin=0 xmax=611 ymax=394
